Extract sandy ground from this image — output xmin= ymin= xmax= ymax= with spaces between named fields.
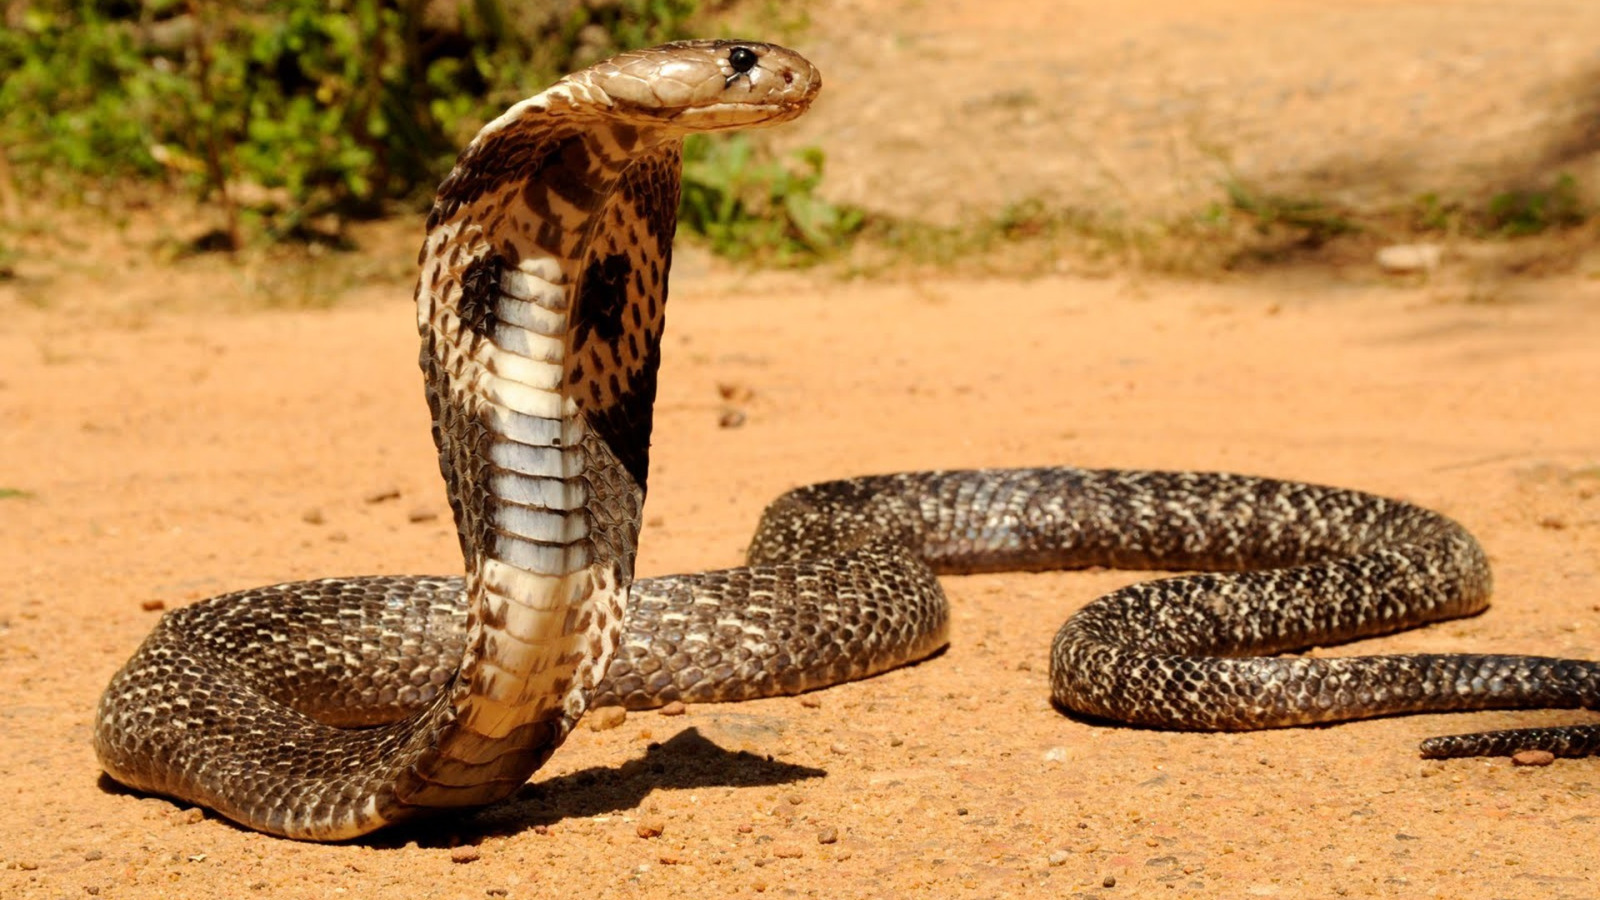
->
xmin=4 ymin=2 xmax=1600 ymax=899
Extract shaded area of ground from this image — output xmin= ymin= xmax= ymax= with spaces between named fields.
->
xmin=794 ymin=0 xmax=1600 ymax=226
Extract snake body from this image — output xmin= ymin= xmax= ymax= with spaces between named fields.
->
xmin=94 ymin=41 xmax=1599 ymax=842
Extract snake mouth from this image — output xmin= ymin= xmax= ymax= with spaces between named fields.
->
xmin=661 ymin=69 xmax=822 ymax=130
xmin=666 ymin=97 xmax=816 ymax=130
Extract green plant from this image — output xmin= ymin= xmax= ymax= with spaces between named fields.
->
xmin=0 ymin=488 xmax=33 ymax=500
xmin=1222 ymin=179 xmax=1360 ymax=247
xmin=1409 ymin=176 xmax=1592 ymax=239
xmin=678 ymin=134 xmax=864 ymax=264
xmin=0 ymin=0 xmax=839 ymax=263
xmin=1482 ymin=174 xmax=1587 ymax=237
xmin=0 ymin=1 xmax=724 ymax=242
xmin=1410 ymin=192 xmax=1460 ymax=233
xmin=0 ymin=4 xmax=185 ymax=179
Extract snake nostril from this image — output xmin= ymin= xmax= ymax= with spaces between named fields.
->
xmin=729 ymin=46 xmax=758 ymax=74
xmin=783 ymin=70 xmax=794 ymax=85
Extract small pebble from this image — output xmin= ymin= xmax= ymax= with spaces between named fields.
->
xmin=365 ymin=487 xmax=401 ymax=503
xmin=587 ymin=707 xmax=627 ymax=731
xmin=1512 ymin=749 xmax=1555 ymax=767
xmin=771 ymin=844 xmax=804 ymax=859
xmin=636 ymin=816 xmax=667 ymax=839
xmin=86 ymin=887 xmax=101 ymax=896
xmin=1047 ymin=851 xmax=1070 ymax=867
xmin=718 ymin=409 xmax=747 ymax=429
xmin=486 ymin=889 xmax=508 ymax=897
xmin=817 ymin=826 xmax=838 ymax=845
xmin=449 ymin=846 xmax=480 ymax=864
xmin=829 ymin=742 xmax=850 ymax=755
xmin=140 ymin=599 xmax=166 ymax=612
xmin=1103 ymin=874 xmax=1118 ymax=888
xmin=300 ymin=508 xmax=325 ymax=525
xmin=1537 ymin=516 xmax=1566 ymax=530
xmin=1375 ymin=243 xmax=1442 ymax=274
xmin=737 ymin=824 xmax=754 ymax=834
xmin=84 ymin=850 xmax=103 ymax=861
xmin=659 ymin=700 xmax=687 ymax=717
xmin=407 ymin=507 xmax=439 ymax=523
xmin=716 ymin=382 xmax=754 ymax=402
xmin=658 ymin=853 xmax=682 ymax=865
xmin=180 ymin=808 xmax=204 ymax=825
xmin=799 ymin=695 xmax=822 ymax=708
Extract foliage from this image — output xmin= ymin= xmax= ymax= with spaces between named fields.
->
xmin=1412 ymin=175 xmax=1590 ymax=238
xmin=1220 ymin=179 xmax=1360 ymax=248
xmin=0 ymin=0 xmax=823 ymax=253
xmin=0 ymin=3 xmax=184 ymax=179
xmin=679 ymin=134 xmax=864 ymax=264
xmin=860 ymin=198 xmax=1098 ymax=271
xmin=1479 ymin=174 xmax=1588 ymax=237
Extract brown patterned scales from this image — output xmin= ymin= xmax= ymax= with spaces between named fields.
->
xmin=95 ymin=41 xmax=1598 ymax=843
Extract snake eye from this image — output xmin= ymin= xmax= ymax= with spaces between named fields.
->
xmin=728 ymin=46 xmax=758 ymax=74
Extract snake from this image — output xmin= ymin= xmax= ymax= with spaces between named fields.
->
xmin=93 ymin=40 xmax=1600 ymax=842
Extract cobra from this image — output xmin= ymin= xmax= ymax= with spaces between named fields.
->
xmin=95 ymin=40 xmax=1599 ymax=842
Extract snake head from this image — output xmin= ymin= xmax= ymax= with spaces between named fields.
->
xmin=582 ymin=40 xmax=822 ymax=131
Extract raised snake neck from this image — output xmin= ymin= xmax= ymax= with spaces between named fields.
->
xmin=94 ymin=41 xmax=1598 ymax=842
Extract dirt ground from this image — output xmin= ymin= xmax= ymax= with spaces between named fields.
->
xmin=791 ymin=0 xmax=1600 ymax=224
xmin=3 ymin=2 xmax=1600 ymax=899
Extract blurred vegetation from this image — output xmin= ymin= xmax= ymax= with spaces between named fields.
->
xmin=0 ymin=1 xmax=1589 ymax=280
xmin=1412 ymin=174 xmax=1590 ymax=238
xmin=1219 ymin=173 xmax=1593 ymax=269
xmin=0 ymin=0 xmax=857 ymax=263
xmin=680 ymin=136 xmax=864 ymax=263
xmin=848 ymin=169 xmax=1596 ymax=278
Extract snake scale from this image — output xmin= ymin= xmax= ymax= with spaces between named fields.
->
xmin=94 ymin=41 xmax=1599 ymax=842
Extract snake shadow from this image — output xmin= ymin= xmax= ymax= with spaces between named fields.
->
xmin=376 ymin=726 xmax=826 ymax=847
xmin=95 ymin=726 xmax=823 ymax=845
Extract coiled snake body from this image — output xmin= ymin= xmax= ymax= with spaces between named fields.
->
xmin=95 ymin=41 xmax=1600 ymax=841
